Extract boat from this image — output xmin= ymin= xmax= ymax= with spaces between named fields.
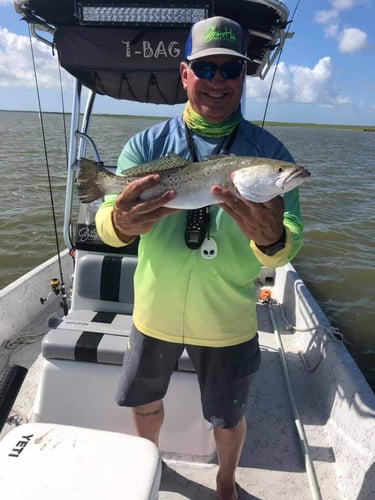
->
xmin=1 ymin=1 xmax=374 ymax=498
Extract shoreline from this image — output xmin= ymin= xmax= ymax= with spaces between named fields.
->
xmin=0 ymin=109 xmax=373 ymax=131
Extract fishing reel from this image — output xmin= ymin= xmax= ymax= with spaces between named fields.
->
xmin=40 ymin=278 xmax=69 ymax=315
xmin=40 ymin=278 xmax=61 ymax=304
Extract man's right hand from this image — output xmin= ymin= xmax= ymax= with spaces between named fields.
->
xmin=112 ymin=174 xmax=178 ymax=242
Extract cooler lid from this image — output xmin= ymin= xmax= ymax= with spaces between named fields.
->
xmin=0 ymin=423 xmax=162 ymax=499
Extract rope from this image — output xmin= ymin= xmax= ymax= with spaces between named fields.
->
xmin=259 ymin=296 xmax=344 ymax=372
xmin=276 ymin=300 xmax=344 ymax=371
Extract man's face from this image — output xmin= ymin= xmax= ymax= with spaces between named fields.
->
xmin=180 ymin=55 xmax=245 ymax=124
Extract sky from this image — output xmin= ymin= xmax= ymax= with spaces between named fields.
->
xmin=0 ymin=0 xmax=374 ymax=125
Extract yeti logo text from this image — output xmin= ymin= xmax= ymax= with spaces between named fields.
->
xmin=121 ymin=40 xmax=180 ymax=58
xmin=8 ymin=434 xmax=33 ymax=457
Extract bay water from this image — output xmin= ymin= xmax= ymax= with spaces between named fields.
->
xmin=0 ymin=111 xmax=373 ymax=389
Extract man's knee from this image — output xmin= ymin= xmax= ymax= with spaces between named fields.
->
xmin=133 ymin=400 xmax=163 ymax=418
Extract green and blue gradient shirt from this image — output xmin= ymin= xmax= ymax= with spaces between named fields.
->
xmin=96 ymin=116 xmax=304 ymax=346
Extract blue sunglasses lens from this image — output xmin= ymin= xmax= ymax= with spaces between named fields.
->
xmin=190 ymin=61 xmax=244 ymax=80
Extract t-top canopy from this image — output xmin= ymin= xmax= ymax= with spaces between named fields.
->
xmin=14 ymin=0 xmax=292 ymax=104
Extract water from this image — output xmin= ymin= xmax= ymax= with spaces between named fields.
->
xmin=0 ymin=111 xmax=374 ymax=389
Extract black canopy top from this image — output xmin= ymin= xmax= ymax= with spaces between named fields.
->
xmin=15 ymin=0 xmax=291 ymax=104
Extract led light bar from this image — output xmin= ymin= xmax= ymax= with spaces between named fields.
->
xmin=76 ymin=3 xmax=209 ymax=26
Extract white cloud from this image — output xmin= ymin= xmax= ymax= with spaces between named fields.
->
xmin=314 ymin=1 xmax=369 ymax=24
xmin=246 ymin=57 xmax=351 ymax=106
xmin=338 ymin=27 xmax=368 ymax=53
xmin=292 ymin=58 xmax=333 ymax=103
xmin=331 ymin=0 xmax=364 ymax=10
xmin=324 ymin=23 xmax=339 ymax=39
xmin=314 ymin=0 xmax=370 ymax=55
xmin=0 ymin=28 xmax=72 ymax=88
xmin=314 ymin=9 xmax=338 ymax=25
xmin=321 ymin=22 xmax=369 ymax=54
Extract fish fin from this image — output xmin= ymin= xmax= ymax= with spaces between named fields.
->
xmin=124 ymin=152 xmax=189 ymax=177
xmin=77 ymin=158 xmax=111 ymax=203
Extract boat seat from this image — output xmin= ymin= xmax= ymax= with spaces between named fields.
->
xmin=67 ymin=249 xmax=195 ymax=370
xmin=0 ymin=422 xmax=161 ymax=499
xmin=43 ymin=308 xmax=194 ymax=372
xmin=34 ymin=250 xmax=215 ymax=461
xmin=71 ymin=249 xmax=137 ymax=314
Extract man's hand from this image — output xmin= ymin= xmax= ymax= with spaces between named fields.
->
xmin=112 ymin=174 xmax=178 ymax=241
xmin=211 ymin=185 xmax=284 ymax=246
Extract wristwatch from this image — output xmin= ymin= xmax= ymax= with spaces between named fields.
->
xmin=256 ymin=228 xmax=286 ymax=256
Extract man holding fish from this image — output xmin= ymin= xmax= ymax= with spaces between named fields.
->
xmin=94 ymin=16 xmax=306 ymax=500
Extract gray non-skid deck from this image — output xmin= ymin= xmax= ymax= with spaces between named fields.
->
xmin=158 ymin=303 xmax=338 ymax=499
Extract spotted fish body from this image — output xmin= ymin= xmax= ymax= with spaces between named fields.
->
xmin=77 ymin=152 xmax=310 ymax=208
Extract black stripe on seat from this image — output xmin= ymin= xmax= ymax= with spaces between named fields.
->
xmin=75 ymin=331 xmax=103 ymax=362
xmin=100 ymin=256 xmax=122 ymax=301
xmin=92 ymin=312 xmax=117 ymax=324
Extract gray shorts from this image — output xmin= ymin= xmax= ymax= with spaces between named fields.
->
xmin=116 ymin=325 xmax=261 ymax=429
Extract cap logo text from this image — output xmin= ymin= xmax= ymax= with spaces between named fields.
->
xmin=202 ymin=26 xmax=236 ymax=44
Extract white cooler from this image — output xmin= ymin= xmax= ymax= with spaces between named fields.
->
xmin=0 ymin=422 xmax=161 ymax=499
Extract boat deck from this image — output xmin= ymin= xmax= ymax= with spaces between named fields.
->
xmin=3 ymin=302 xmax=344 ymax=500
xmin=159 ymin=303 xmax=335 ymax=500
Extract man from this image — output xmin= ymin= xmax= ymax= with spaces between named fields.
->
xmin=96 ymin=16 xmax=303 ymax=500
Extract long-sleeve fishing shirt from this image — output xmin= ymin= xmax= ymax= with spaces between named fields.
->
xmin=95 ymin=116 xmax=304 ymax=347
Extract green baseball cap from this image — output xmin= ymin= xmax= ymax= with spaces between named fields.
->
xmin=185 ymin=16 xmax=250 ymax=61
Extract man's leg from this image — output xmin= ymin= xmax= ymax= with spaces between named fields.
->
xmin=132 ymin=400 xmax=164 ymax=445
xmin=187 ymin=336 xmax=260 ymax=500
xmin=214 ymin=416 xmax=246 ymax=500
xmin=116 ymin=325 xmax=183 ymax=447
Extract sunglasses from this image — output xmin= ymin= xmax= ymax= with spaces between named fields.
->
xmin=188 ymin=60 xmax=245 ymax=80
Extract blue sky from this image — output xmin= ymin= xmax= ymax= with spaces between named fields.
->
xmin=0 ymin=0 xmax=374 ymax=125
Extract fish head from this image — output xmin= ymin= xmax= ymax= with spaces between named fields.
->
xmin=231 ymin=160 xmax=310 ymax=203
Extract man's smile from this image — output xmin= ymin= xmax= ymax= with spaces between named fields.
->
xmin=202 ymin=91 xmax=233 ymax=99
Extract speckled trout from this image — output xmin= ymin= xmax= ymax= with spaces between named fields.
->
xmin=77 ymin=153 xmax=310 ymax=208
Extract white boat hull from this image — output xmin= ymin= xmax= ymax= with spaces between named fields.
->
xmin=0 ymin=250 xmax=73 ymax=374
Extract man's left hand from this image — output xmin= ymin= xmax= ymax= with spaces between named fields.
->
xmin=211 ymin=186 xmax=284 ymax=246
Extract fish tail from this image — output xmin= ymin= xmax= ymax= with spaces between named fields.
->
xmin=77 ymin=158 xmax=107 ymax=203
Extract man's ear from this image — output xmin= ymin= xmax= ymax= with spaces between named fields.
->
xmin=180 ymin=61 xmax=189 ymax=90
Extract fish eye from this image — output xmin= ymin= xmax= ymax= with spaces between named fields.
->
xmin=276 ymin=166 xmax=285 ymax=173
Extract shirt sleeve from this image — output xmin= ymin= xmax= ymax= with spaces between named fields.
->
xmin=95 ymin=202 xmax=133 ymax=248
xmin=249 ymin=186 xmax=304 ymax=267
xmin=95 ymin=137 xmax=144 ymax=247
xmin=247 ymin=125 xmax=305 ymax=267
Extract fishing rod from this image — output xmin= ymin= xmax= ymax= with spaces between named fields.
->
xmin=261 ymin=0 xmax=302 ymax=128
xmin=28 ymin=25 xmax=69 ymax=316
xmin=0 ymin=27 xmax=71 ymax=431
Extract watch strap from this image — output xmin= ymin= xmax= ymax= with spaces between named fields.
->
xmin=255 ymin=228 xmax=286 ymax=256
